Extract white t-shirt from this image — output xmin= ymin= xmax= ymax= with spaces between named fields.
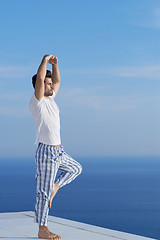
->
xmin=29 ymin=91 xmax=61 ymax=145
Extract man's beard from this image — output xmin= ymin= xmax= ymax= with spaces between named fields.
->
xmin=44 ymin=91 xmax=53 ymax=97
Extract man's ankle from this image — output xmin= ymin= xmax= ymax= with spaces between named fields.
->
xmin=39 ymin=225 xmax=48 ymax=230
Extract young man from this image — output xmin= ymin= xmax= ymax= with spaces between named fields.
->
xmin=29 ymin=54 xmax=82 ymax=239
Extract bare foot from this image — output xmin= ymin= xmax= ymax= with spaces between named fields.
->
xmin=49 ymin=230 xmax=62 ymax=239
xmin=48 ymin=183 xmax=60 ymax=208
xmin=38 ymin=226 xmax=61 ymax=239
xmin=38 ymin=226 xmax=53 ymax=239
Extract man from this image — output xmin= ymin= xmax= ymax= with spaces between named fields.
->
xmin=29 ymin=54 xmax=82 ymax=239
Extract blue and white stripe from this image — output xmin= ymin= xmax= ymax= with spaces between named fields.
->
xmin=34 ymin=143 xmax=82 ymax=226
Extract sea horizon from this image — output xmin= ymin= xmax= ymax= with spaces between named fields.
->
xmin=0 ymin=156 xmax=160 ymax=239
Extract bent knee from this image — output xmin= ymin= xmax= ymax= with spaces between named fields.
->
xmin=79 ymin=163 xmax=82 ymax=174
xmin=76 ymin=163 xmax=82 ymax=175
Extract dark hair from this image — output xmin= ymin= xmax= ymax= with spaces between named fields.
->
xmin=32 ymin=70 xmax=52 ymax=89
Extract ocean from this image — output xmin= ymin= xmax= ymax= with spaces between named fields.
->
xmin=0 ymin=156 xmax=160 ymax=239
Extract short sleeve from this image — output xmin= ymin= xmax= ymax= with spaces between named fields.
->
xmin=29 ymin=94 xmax=44 ymax=113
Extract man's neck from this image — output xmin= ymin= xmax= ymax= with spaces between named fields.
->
xmin=44 ymin=96 xmax=49 ymax=99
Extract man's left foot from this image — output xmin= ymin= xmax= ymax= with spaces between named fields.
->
xmin=38 ymin=226 xmax=61 ymax=239
xmin=49 ymin=231 xmax=62 ymax=239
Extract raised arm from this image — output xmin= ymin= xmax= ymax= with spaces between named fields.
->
xmin=35 ymin=54 xmax=52 ymax=101
xmin=48 ymin=56 xmax=61 ymax=98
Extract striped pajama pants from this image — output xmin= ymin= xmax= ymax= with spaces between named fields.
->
xmin=34 ymin=142 xmax=82 ymax=226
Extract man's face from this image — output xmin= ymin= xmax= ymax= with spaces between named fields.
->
xmin=44 ymin=77 xmax=54 ymax=97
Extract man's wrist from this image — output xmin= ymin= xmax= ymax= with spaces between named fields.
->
xmin=52 ymin=62 xmax=58 ymax=68
xmin=42 ymin=57 xmax=48 ymax=63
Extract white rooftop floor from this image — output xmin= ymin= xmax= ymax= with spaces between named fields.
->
xmin=0 ymin=211 xmax=157 ymax=240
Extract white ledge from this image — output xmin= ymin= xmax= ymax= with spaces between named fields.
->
xmin=0 ymin=211 xmax=156 ymax=240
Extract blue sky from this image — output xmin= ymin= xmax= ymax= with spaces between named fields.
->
xmin=0 ymin=0 xmax=160 ymax=158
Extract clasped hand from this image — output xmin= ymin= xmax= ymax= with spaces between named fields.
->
xmin=43 ymin=54 xmax=58 ymax=64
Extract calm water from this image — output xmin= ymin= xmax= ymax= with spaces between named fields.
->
xmin=0 ymin=156 xmax=160 ymax=239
